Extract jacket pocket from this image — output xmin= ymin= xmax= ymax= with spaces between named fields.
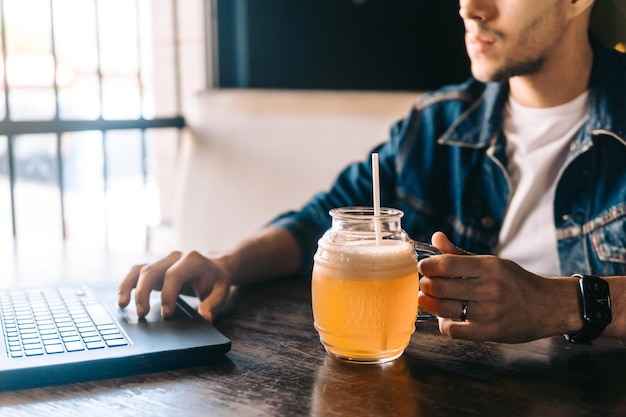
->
xmin=590 ymin=213 xmax=626 ymax=267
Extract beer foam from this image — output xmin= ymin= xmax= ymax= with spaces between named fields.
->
xmin=313 ymin=240 xmax=417 ymax=280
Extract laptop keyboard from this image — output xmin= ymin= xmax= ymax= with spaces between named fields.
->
xmin=1 ymin=287 xmax=128 ymax=359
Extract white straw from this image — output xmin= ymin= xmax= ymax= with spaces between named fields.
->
xmin=372 ymin=153 xmax=382 ymax=244
xmin=372 ymin=153 xmax=385 ymax=349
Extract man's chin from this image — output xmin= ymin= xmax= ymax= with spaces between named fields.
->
xmin=470 ymin=65 xmax=498 ymax=83
xmin=470 ymin=63 xmax=510 ymax=83
xmin=471 ymin=56 xmax=545 ymax=83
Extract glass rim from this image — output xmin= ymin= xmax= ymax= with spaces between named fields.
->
xmin=329 ymin=206 xmax=404 ymax=219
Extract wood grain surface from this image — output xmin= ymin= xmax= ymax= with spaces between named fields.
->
xmin=2 ymin=275 xmax=626 ymax=417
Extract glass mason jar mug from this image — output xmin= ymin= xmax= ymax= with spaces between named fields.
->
xmin=311 ymin=206 xmax=441 ymax=364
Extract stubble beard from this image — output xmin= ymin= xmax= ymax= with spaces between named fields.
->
xmin=470 ymin=11 xmax=550 ymax=83
xmin=487 ymin=55 xmax=546 ymax=82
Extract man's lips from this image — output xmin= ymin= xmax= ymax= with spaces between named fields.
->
xmin=466 ymin=33 xmax=497 ymax=54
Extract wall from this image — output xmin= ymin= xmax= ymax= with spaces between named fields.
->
xmin=175 ymin=89 xmax=422 ymax=251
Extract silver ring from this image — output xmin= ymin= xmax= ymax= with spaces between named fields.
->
xmin=459 ymin=300 xmax=468 ymax=322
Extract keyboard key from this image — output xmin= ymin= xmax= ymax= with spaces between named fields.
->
xmin=62 ymin=335 xmax=81 ymax=343
xmin=100 ymin=328 xmax=121 ymax=336
xmin=82 ymin=336 xmax=103 ymax=343
xmin=64 ymin=341 xmax=85 ymax=352
xmin=24 ymin=348 xmax=44 ymax=356
xmin=105 ymin=338 xmax=128 ymax=347
xmin=86 ymin=341 xmax=106 ymax=350
xmin=2 ymin=287 xmax=128 ymax=359
xmin=79 ymin=330 xmax=99 ymax=338
xmin=45 ymin=344 xmax=65 ymax=354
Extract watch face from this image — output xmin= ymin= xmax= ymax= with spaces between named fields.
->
xmin=581 ymin=278 xmax=612 ymax=324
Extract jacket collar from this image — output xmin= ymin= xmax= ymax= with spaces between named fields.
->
xmin=439 ymin=82 xmax=507 ymax=148
xmin=440 ymin=35 xmax=626 ymax=149
xmin=585 ymin=36 xmax=626 ymax=146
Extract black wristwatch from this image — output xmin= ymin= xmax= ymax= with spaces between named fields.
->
xmin=565 ymin=274 xmax=612 ymax=344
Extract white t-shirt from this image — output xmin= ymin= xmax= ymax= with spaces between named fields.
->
xmin=494 ymin=92 xmax=590 ymax=276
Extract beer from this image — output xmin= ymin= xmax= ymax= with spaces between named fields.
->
xmin=312 ymin=240 xmax=419 ymax=363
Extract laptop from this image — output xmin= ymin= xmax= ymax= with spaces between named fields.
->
xmin=0 ymin=283 xmax=231 ymax=391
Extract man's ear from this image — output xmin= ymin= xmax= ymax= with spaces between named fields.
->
xmin=591 ymin=0 xmax=626 ymax=51
xmin=568 ymin=0 xmax=596 ymax=19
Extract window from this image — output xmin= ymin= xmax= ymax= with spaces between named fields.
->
xmin=0 ymin=0 xmax=212 ymax=254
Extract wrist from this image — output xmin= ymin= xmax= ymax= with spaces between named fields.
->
xmin=546 ymin=276 xmax=584 ymax=336
xmin=212 ymin=251 xmax=240 ymax=284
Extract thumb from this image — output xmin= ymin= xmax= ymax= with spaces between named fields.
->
xmin=197 ymin=282 xmax=230 ymax=323
xmin=431 ymin=231 xmax=473 ymax=255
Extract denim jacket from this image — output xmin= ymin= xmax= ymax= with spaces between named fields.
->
xmin=271 ymin=38 xmax=626 ymax=277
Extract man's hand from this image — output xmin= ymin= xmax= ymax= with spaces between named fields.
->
xmin=418 ymin=232 xmax=580 ymax=343
xmin=117 ymin=251 xmax=233 ymax=322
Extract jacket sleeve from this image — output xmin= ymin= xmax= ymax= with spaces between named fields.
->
xmin=267 ymin=121 xmax=405 ymax=274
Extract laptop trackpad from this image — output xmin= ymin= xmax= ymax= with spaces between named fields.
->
xmin=121 ymin=294 xmax=195 ymax=324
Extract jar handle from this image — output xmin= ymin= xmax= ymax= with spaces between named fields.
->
xmin=412 ymin=240 xmax=442 ymax=322
xmin=413 ymin=240 xmax=443 ymax=260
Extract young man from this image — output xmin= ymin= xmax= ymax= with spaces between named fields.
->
xmin=118 ymin=0 xmax=626 ymax=344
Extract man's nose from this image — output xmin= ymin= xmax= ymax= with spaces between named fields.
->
xmin=459 ymin=0 xmax=495 ymax=22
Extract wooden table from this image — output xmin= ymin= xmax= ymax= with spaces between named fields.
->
xmin=2 ymin=248 xmax=626 ymax=416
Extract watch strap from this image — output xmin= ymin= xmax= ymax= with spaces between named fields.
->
xmin=565 ymin=274 xmax=612 ymax=345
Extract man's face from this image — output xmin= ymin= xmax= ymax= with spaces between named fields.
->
xmin=459 ymin=0 xmax=570 ymax=82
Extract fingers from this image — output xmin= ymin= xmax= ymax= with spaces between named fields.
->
xmin=418 ymin=255 xmax=503 ymax=322
xmin=117 ymin=252 xmax=183 ymax=317
xmin=117 ymin=264 xmax=145 ymax=308
xmin=418 ymin=251 xmax=495 ymax=338
xmin=438 ymin=318 xmax=484 ymax=341
xmin=133 ymin=252 xmax=183 ymax=317
xmin=419 ymin=292 xmax=488 ymax=322
xmin=418 ymin=251 xmax=549 ymax=343
xmin=197 ymin=281 xmax=230 ymax=322
xmin=159 ymin=251 xmax=209 ymax=317
xmin=419 ymin=253 xmax=499 ymax=280
xmin=118 ymin=250 xmax=231 ymax=321
xmin=419 ymin=273 xmax=479 ymax=302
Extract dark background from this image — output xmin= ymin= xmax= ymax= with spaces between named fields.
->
xmin=216 ymin=0 xmax=471 ymax=91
